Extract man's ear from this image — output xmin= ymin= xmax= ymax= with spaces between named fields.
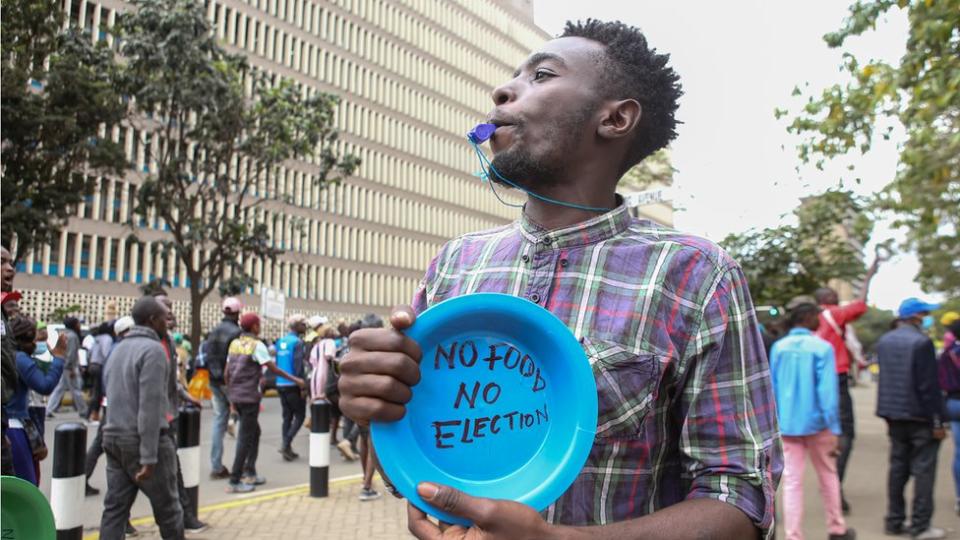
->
xmin=597 ymin=99 xmax=641 ymax=140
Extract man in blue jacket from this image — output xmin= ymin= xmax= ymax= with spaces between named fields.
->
xmin=770 ymin=299 xmax=853 ymax=540
xmin=876 ymin=297 xmax=946 ymax=539
xmin=275 ymin=314 xmax=308 ymax=461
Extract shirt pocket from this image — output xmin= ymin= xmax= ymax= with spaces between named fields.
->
xmin=582 ymin=336 xmax=664 ymax=439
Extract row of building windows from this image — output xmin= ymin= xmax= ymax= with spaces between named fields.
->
xmin=18 ymin=231 xmax=422 ymax=307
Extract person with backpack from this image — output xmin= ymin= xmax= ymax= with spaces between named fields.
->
xmin=203 ymin=297 xmax=243 ymax=480
xmin=814 ymin=257 xmax=880 ymax=514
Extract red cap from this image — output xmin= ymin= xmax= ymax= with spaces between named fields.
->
xmin=1 ymin=291 xmax=22 ymax=304
xmin=239 ymin=312 xmax=261 ymax=332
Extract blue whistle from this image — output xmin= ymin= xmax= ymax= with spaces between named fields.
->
xmin=467 ymin=123 xmax=497 ymax=144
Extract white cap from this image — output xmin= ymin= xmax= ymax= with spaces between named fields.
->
xmin=307 ymin=315 xmax=328 ymax=328
xmin=114 ymin=316 xmax=135 ymax=336
xmin=287 ymin=313 xmax=307 ymax=326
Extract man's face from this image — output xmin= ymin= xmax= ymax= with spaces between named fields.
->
xmin=1 ymin=247 xmax=15 ymax=292
xmin=487 ymin=37 xmax=607 ymax=191
xmin=293 ymin=321 xmax=307 ymax=335
xmin=152 ymin=303 xmax=171 ymax=338
xmin=155 ymin=295 xmax=177 ymax=330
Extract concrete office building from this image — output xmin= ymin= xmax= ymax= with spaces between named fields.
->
xmin=15 ymin=0 xmax=672 ymax=336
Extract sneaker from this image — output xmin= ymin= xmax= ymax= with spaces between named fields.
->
xmin=242 ymin=475 xmax=266 ymax=486
xmin=829 ymin=528 xmax=856 ymax=540
xmin=85 ymin=483 xmax=100 ymax=496
xmin=358 ymin=487 xmax=381 ymax=501
xmin=209 ymin=466 xmax=231 ymax=480
xmin=183 ymin=515 xmax=208 ymax=533
xmin=913 ymin=528 xmax=945 ymax=540
xmin=885 ymin=525 xmax=906 ymax=536
xmin=125 ymin=521 xmax=138 ymax=536
xmin=281 ymin=446 xmax=297 ymax=462
xmin=337 ymin=440 xmax=358 ymax=461
xmin=225 ymin=481 xmax=255 ymax=493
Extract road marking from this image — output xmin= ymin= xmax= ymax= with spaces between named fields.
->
xmin=81 ymin=473 xmax=367 ymax=540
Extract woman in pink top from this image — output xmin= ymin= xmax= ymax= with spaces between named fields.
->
xmin=309 ymin=327 xmax=338 ymax=401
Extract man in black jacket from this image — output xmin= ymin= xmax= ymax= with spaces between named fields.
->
xmin=876 ymin=297 xmax=946 ymax=539
xmin=205 ymin=297 xmax=243 ymax=479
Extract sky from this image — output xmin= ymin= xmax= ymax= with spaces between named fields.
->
xmin=530 ymin=1 xmax=945 ymax=311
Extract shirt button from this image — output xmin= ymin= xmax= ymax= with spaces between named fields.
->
xmin=521 ymin=254 xmax=530 ymax=263
xmin=560 ymin=259 xmax=568 ymax=267
xmin=542 ymin=237 xmax=552 ymax=246
xmin=530 ymin=293 xmax=541 ymax=303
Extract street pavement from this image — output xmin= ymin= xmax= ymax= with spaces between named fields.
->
xmin=37 ymin=382 xmax=958 ymax=539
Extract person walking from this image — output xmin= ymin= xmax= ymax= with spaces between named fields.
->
xmin=274 ymin=314 xmax=308 ymax=461
xmin=937 ymin=317 xmax=960 ymax=516
xmin=100 ymin=297 xmax=183 ymax=540
xmin=224 ymin=313 xmax=305 ymax=493
xmin=814 ymin=259 xmax=880 ymax=514
xmin=203 ymin=297 xmax=243 ymax=479
xmin=45 ymin=316 xmax=88 ymax=418
xmin=87 ymin=320 xmax=116 ymax=423
xmin=4 ymin=317 xmax=66 ymax=485
xmin=876 ymin=297 xmax=946 ymax=539
xmin=771 ymin=301 xmax=854 ymax=540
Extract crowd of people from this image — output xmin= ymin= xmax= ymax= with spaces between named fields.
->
xmin=0 ymin=244 xmax=384 ymax=539
xmin=767 ymin=257 xmax=958 ymax=540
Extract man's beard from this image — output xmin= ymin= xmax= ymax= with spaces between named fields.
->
xmin=488 ymin=102 xmax=597 ymax=192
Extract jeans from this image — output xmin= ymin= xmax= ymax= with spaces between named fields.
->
xmin=885 ymin=419 xmax=941 ymax=535
xmin=86 ymin=408 xmax=106 ymax=479
xmin=837 ymin=375 xmax=855 ymax=488
xmin=46 ymin=368 xmax=88 ymax=416
xmin=782 ymin=430 xmax=847 ymax=540
xmin=209 ymin=380 xmax=229 ymax=472
xmin=230 ymin=402 xmax=260 ymax=484
xmin=101 ymin=434 xmax=183 ymax=540
xmin=278 ymin=387 xmax=305 ymax=449
xmin=946 ymin=397 xmax=960 ymax=500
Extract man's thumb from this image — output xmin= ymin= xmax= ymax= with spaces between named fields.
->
xmin=417 ymin=482 xmax=491 ymax=524
xmin=390 ymin=305 xmax=417 ymax=331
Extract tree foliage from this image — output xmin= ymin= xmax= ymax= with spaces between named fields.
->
xmin=782 ymin=0 xmax=959 ymax=295
xmin=1 ymin=0 xmax=127 ymax=260
xmin=620 ymin=149 xmax=674 ymax=190
xmin=721 ymin=188 xmax=873 ymax=307
xmin=852 ymin=305 xmax=896 ymax=353
xmin=116 ymin=0 xmax=359 ymax=347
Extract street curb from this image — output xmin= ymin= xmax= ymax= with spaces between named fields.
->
xmin=81 ymin=473 xmax=367 ymax=540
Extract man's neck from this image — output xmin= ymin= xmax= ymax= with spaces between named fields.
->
xmin=523 ymin=190 xmax=618 ymax=230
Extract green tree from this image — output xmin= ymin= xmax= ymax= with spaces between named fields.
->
xmin=721 ymin=188 xmax=873 ymax=307
xmin=116 ymin=0 xmax=359 ymax=348
xmin=782 ymin=0 xmax=959 ymax=295
xmin=620 ymin=149 xmax=674 ymax=190
xmin=1 ymin=0 xmax=127 ymax=260
xmin=852 ymin=306 xmax=896 ymax=353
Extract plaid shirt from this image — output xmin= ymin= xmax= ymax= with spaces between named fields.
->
xmin=412 ymin=202 xmax=782 ymax=535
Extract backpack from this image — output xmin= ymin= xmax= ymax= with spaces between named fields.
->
xmin=324 ymin=341 xmax=347 ymax=402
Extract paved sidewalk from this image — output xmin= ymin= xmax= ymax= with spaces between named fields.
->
xmin=82 ymin=476 xmax=409 ymax=540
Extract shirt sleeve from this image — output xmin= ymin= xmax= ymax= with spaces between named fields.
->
xmin=138 ymin=345 xmax=168 ymax=464
xmin=253 ymin=341 xmax=272 ymax=366
xmin=913 ymin=338 xmax=945 ymax=423
xmin=816 ymin=343 xmax=841 ymax=434
xmin=680 ymin=263 xmax=782 ymax=538
xmin=16 ymin=352 xmax=65 ymax=394
xmin=834 ymin=300 xmax=867 ymax=326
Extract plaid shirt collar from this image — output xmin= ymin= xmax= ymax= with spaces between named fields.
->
xmin=518 ymin=196 xmax=632 ymax=250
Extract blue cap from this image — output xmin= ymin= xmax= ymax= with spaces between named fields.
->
xmin=897 ymin=297 xmax=940 ymax=318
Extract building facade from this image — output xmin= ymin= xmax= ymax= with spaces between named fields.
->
xmin=15 ymin=0 xmax=674 ymax=337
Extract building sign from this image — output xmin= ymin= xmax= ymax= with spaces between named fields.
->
xmin=624 ymin=188 xmax=670 ymax=208
xmin=260 ymin=286 xmax=285 ymax=320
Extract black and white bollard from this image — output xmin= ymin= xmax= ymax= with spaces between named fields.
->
xmin=51 ymin=422 xmax=86 ymax=540
xmin=177 ymin=406 xmax=201 ymax=518
xmin=309 ymin=400 xmax=330 ymax=498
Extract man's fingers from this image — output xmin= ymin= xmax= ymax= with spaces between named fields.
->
xmin=390 ymin=305 xmax=417 ymax=331
xmin=339 ymin=396 xmax=407 ymax=422
xmin=417 ymin=482 xmax=496 ymax=525
xmin=407 ymin=501 xmax=442 ymax=540
xmin=340 ymin=351 xmax=422 ymax=386
xmin=348 ymin=328 xmax=423 ymax=364
xmin=339 ymin=373 xmax=414 ymax=404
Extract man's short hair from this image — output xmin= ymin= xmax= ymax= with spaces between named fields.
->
xmin=560 ymin=19 xmax=682 ymax=171
xmin=131 ymin=296 xmax=165 ymax=326
xmin=813 ymin=287 xmax=836 ymax=304
xmin=788 ymin=303 xmax=820 ymax=328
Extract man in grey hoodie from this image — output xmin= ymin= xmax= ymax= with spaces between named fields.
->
xmin=100 ymin=296 xmax=183 ymax=540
